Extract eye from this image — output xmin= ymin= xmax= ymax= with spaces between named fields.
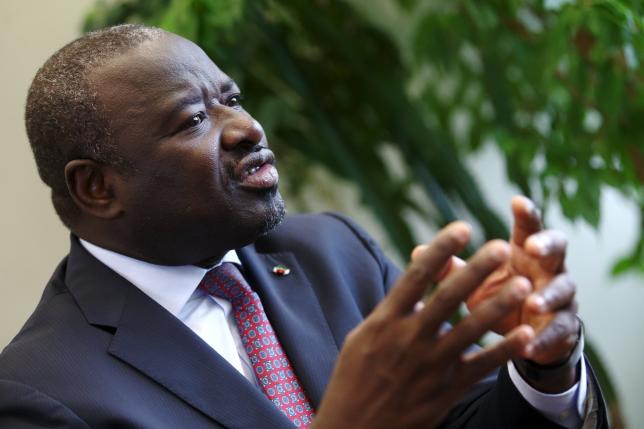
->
xmin=226 ymin=94 xmax=243 ymax=108
xmin=181 ymin=111 xmax=206 ymax=130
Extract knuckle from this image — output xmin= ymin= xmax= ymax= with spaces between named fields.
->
xmin=406 ymin=264 xmax=428 ymax=283
xmin=351 ymin=312 xmax=392 ymax=344
xmin=546 ymin=275 xmax=576 ymax=302
xmin=539 ymin=286 xmax=556 ymax=304
xmin=344 ymin=325 xmax=363 ymax=346
xmin=478 ymin=240 xmax=509 ymax=267
xmin=552 ymin=275 xmax=576 ymax=302
xmin=546 ymin=316 xmax=569 ymax=341
xmin=429 ymin=286 xmax=454 ymax=309
xmin=562 ymin=330 xmax=578 ymax=350
xmin=492 ymin=293 xmax=514 ymax=313
xmin=432 ymin=233 xmax=460 ymax=257
xmin=406 ymin=320 xmax=432 ymax=349
xmin=368 ymin=309 xmax=393 ymax=330
xmin=467 ymin=257 xmax=494 ymax=279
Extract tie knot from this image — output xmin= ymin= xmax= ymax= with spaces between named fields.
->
xmin=199 ymin=262 xmax=251 ymax=302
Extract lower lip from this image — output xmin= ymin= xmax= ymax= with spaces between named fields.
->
xmin=240 ymin=163 xmax=279 ymax=189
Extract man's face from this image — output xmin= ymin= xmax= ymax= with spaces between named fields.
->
xmin=90 ymin=34 xmax=285 ymax=265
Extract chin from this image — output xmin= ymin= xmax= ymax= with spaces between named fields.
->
xmin=232 ymin=188 xmax=286 ymax=240
xmin=257 ymin=191 xmax=286 ymax=235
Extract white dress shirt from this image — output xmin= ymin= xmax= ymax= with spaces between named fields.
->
xmin=80 ymin=239 xmax=258 ymax=386
xmin=80 ymin=239 xmax=587 ymax=427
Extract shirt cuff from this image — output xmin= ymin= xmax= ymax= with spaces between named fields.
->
xmin=507 ymin=357 xmax=587 ymax=429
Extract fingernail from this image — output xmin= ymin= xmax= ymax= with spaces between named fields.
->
xmin=490 ymin=241 xmax=511 ymax=262
xmin=524 ymin=344 xmax=535 ymax=358
xmin=411 ymin=245 xmax=429 ymax=261
xmin=452 ymin=222 xmax=472 ymax=244
xmin=520 ymin=325 xmax=536 ymax=342
xmin=530 ymin=235 xmax=551 ymax=255
xmin=531 ymin=295 xmax=546 ymax=312
xmin=513 ymin=277 xmax=531 ymax=299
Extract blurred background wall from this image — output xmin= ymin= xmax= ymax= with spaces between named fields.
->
xmin=0 ymin=0 xmax=91 ymax=351
xmin=1 ymin=1 xmax=642 ymax=427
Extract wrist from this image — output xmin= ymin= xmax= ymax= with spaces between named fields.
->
xmin=513 ymin=316 xmax=584 ymax=393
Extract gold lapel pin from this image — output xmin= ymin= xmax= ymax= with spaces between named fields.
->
xmin=272 ymin=264 xmax=290 ymax=276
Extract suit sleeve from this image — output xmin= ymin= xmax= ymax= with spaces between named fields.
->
xmin=441 ymin=357 xmax=609 ymax=429
xmin=0 ymin=380 xmax=90 ymax=429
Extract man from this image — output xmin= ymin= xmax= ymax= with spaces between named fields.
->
xmin=0 ymin=24 xmax=606 ymax=428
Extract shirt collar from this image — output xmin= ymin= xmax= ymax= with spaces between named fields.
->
xmin=79 ymin=239 xmax=241 ymax=316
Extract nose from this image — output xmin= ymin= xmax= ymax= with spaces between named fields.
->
xmin=219 ymin=109 xmax=265 ymax=151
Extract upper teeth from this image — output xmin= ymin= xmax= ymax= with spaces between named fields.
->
xmin=247 ymin=166 xmax=260 ymax=175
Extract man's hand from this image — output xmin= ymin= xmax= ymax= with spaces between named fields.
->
xmin=313 ymin=222 xmax=535 ymax=429
xmin=466 ymin=196 xmax=580 ymax=391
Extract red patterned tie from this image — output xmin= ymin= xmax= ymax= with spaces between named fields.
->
xmin=199 ymin=263 xmax=315 ymax=428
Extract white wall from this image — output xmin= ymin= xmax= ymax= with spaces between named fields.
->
xmin=0 ymin=1 xmax=641 ymax=427
xmin=0 ymin=0 xmax=91 ymax=345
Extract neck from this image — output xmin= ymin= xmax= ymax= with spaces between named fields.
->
xmin=74 ymin=228 xmax=228 ymax=267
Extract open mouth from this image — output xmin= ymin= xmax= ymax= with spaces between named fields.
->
xmin=236 ymin=150 xmax=279 ymax=190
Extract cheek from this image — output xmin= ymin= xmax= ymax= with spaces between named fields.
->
xmin=174 ymin=140 xmax=230 ymax=189
xmin=156 ymin=145 xmax=224 ymax=190
xmin=124 ymin=136 xmax=240 ymax=217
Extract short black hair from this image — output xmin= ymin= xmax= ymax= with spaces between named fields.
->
xmin=25 ymin=24 xmax=165 ymax=228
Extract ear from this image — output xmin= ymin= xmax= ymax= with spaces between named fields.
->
xmin=64 ymin=159 xmax=124 ymax=219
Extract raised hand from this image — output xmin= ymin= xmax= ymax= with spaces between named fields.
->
xmin=466 ymin=196 xmax=580 ymax=378
xmin=313 ymin=222 xmax=535 ymax=429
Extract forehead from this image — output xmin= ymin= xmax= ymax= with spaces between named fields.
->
xmin=89 ymin=34 xmax=232 ymax=125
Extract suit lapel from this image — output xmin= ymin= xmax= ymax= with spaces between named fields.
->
xmin=238 ymin=247 xmax=339 ymax=408
xmin=66 ymin=237 xmax=293 ymax=429
xmin=108 ymin=286 xmax=293 ymax=429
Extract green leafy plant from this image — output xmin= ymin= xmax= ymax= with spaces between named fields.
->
xmin=84 ymin=1 xmax=638 ymax=426
xmin=398 ymin=0 xmax=644 ymax=276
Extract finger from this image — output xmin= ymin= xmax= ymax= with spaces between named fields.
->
xmin=383 ymin=222 xmax=471 ymax=315
xmin=433 ymin=256 xmax=466 ymax=282
xmin=411 ymin=248 xmax=465 ymax=282
xmin=410 ymin=244 xmax=428 ymax=262
xmin=525 ymin=230 xmax=567 ymax=274
xmin=439 ymin=256 xmax=466 ymax=281
xmin=527 ymin=273 xmax=576 ymax=313
xmin=417 ymin=239 xmax=511 ymax=332
xmin=457 ymin=324 xmax=535 ymax=386
xmin=433 ymin=276 xmax=531 ymax=360
xmin=524 ymin=309 xmax=579 ymax=362
xmin=511 ymin=196 xmax=543 ymax=246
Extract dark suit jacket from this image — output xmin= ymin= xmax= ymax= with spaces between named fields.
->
xmin=0 ymin=213 xmax=607 ymax=428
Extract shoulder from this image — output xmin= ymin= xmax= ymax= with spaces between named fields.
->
xmin=0 ymin=256 xmax=114 ymax=402
xmin=256 ymin=212 xmax=389 ymax=269
xmin=0 ymin=379 xmax=89 ymax=428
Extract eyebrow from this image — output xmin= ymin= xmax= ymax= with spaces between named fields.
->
xmin=220 ymin=78 xmax=238 ymax=94
xmin=165 ymin=79 xmax=239 ymax=117
xmin=158 ymin=78 xmax=241 ymax=133
xmin=158 ymin=92 xmax=204 ymax=130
